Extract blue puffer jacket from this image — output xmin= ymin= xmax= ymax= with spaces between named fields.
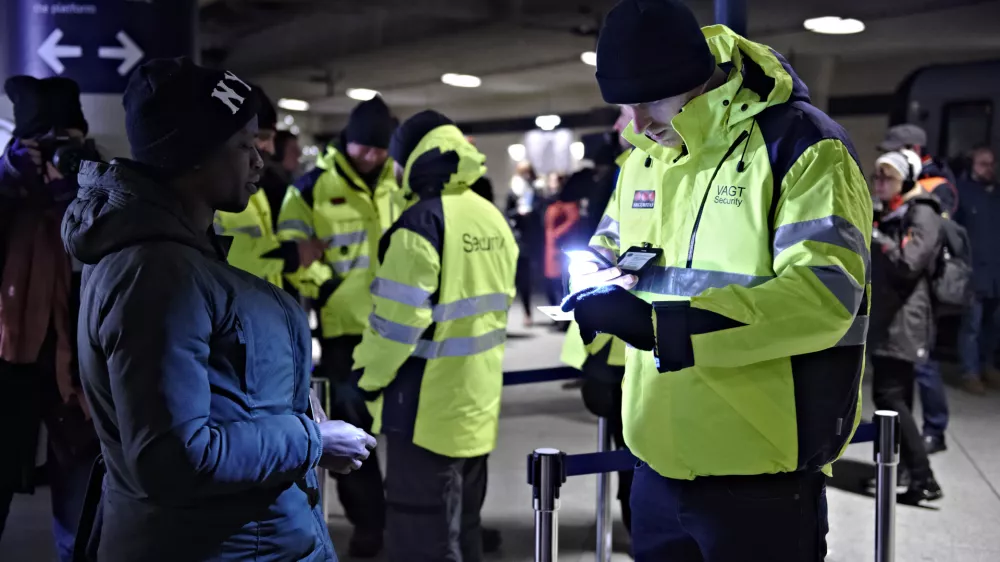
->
xmin=62 ymin=160 xmax=337 ymax=562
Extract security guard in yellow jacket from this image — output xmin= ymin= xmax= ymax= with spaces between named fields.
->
xmin=352 ymin=111 xmax=517 ymax=562
xmin=214 ymin=88 xmax=324 ymax=286
xmin=277 ymin=96 xmax=398 ymax=557
xmin=561 ymin=2 xmax=872 ymax=561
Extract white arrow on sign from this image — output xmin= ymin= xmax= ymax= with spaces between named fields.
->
xmin=98 ymin=31 xmax=144 ymax=76
xmin=37 ymin=29 xmax=82 ymax=75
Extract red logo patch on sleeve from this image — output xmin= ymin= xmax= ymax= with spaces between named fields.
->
xmin=632 ymin=190 xmax=656 ymax=209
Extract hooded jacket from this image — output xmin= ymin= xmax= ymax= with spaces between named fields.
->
xmin=352 ymin=125 xmax=518 ymax=458
xmin=62 ymin=160 xmax=334 ymax=562
xmin=870 ymin=191 xmax=943 ymax=363
xmin=277 ymin=146 xmax=399 ymax=342
xmin=588 ymin=26 xmax=872 ymax=479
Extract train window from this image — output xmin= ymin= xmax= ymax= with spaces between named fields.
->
xmin=941 ymin=101 xmax=992 ymax=159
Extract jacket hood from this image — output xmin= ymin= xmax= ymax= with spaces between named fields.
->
xmin=400 ymin=124 xmax=485 ymax=206
xmin=624 ymin=25 xmax=810 ymax=158
xmin=62 ymin=159 xmax=217 ymax=265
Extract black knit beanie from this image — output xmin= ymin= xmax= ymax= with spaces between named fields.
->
xmin=4 ymin=76 xmax=89 ymax=138
xmin=388 ymin=110 xmax=454 ymax=167
xmin=123 ymin=57 xmax=260 ymax=172
xmin=344 ymin=96 xmax=395 ymax=149
xmin=253 ymin=85 xmax=278 ymax=131
xmin=596 ymin=0 xmax=716 ymax=105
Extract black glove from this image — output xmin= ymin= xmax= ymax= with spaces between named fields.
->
xmin=561 ymin=285 xmax=654 ymax=350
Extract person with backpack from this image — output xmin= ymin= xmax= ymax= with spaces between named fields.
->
xmin=877 ymin=124 xmax=960 ymax=455
xmin=869 ymin=150 xmax=944 ymax=505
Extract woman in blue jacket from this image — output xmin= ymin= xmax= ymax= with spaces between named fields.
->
xmin=62 ymin=58 xmax=375 ymax=562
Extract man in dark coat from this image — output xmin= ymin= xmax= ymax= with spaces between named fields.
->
xmin=62 ymin=57 xmax=376 ymax=562
xmin=955 ymin=145 xmax=1000 ymax=394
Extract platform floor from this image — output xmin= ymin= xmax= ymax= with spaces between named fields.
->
xmin=4 ymin=310 xmax=1000 ymax=561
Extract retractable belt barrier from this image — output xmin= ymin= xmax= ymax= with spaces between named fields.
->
xmin=527 ymin=411 xmax=901 ymax=562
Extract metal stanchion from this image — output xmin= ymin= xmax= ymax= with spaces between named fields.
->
xmin=310 ymin=378 xmax=331 ymax=521
xmin=595 ymin=417 xmax=613 ymax=562
xmin=529 ymin=448 xmax=566 ymax=562
xmin=874 ymin=410 xmax=900 ymax=562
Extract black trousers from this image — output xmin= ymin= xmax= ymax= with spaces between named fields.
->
xmin=514 ymin=253 xmax=533 ymax=317
xmin=580 ymin=376 xmax=633 ymax=533
xmin=631 ymin=466 xmax=828 ymax=562
xmin=871 ymin=356 xmax=933 ymax=481
xmin=318 ymin=336 xmax=386 ymax=533
xmin=384 ymin=434 xmax=488 ymax=562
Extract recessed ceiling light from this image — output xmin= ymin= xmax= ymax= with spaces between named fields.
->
xmin=535 ymin=115 xmax=561 ymax=131
xmin=803 ymin=16 xmax=865 ymax=35
xmin=570 ymin=141 xmax=585 ymax=160
xmin=441 ymin=73 xmax=482 ymax=88
xmin=289 ymin=125 xmax=301 ymax=136
xmin=507 ymin=143 xmax=526 ymax=161
xmin=278 ymin=98 xmax=310 ymax=112
xmin=581 ymin=51 xmax=597 ymax=66
xmin=346 ymin=88 xmax=379 ymax=101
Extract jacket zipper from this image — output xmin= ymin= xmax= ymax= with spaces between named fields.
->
xmin=685 ymin=130 xmax=750 ymax=268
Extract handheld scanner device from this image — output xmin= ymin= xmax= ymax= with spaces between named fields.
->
xmin=616 ymin=244 xmax=662 ymax=276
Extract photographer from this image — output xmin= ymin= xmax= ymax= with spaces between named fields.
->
xmin=0 ymin=76 xmax=99 ymax=561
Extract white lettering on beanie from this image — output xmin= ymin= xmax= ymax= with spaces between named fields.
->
xmin=211 ymin=71 xmax=252 ymax=114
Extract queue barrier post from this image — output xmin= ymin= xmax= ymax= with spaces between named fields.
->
xmin=595 ymin=417 xmax=613 ymax=562
xmin=874 ymin=410 xmax=900 ymax=562
xmin=310 ymin=378 xmax=331 ymax=521
xmin=529 ymin=448 xmax=566 ymax=562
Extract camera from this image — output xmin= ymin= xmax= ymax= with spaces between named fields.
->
xmin=36 ymin=130 xmax=101 ymax=177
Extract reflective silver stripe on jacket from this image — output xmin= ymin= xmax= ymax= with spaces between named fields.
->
xmin=371 ymin=278 xmax=432 ymax=308
xmin=324 ymin=229 xmax=367 ymax=247
xmin=432 ymin=293 xmax=510 ymax=322
xmin=773 ymin=216 xmax=870 ymax=280
xmin=593 ymin=215 xmax=620 ymax=246
xmin=278 ymin=219 xmax=315 ymax=237
xmin=229 ymin=225 xmax=263 ymax=238
xmin=635 ymin=266 xmax=773 ymax=296
xmin=332 ymin=255 xmax=371 ymax=275
xmin=809 ymin=265 xmax=864 ymax=314
xmin=836 ymin=315 xmax=869 ymax=347
xmin=413 ymin=329 xmax=507 ymax=359
xmin=369 ymin=313 xmax=424 ymax=345
xmin=371 ymin=278 xmax=510 ymax=322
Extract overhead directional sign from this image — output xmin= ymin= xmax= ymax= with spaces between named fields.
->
xmin=6 ymin=0 xmax=197 ymax=94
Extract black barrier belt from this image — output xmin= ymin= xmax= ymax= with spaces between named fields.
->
xmin=556 ymin=422 xmax=878 ymax=477
xmin=503 ymin=366 xmax=580 ymax=386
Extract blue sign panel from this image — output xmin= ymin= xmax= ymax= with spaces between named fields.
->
xmin=6 ymin=0 xmax=197 ymax=93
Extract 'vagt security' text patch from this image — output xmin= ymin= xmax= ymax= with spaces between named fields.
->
xmin=632 ymin=190 xmax=656 ymax=209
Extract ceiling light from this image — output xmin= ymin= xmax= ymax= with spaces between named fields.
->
xmin=441 ymin=73 xmax=481 ymax=88
xmin=278 ymin=98 xmax=310 ymax=112
xmin=507 ymin=143 xmax=526 ymax=161
xmin=570 ymin=141 xmax=585 ymax=160
xmin=535 ymin=115 xmax=561 ymax=131
xmin=289 ymin=125 xmax=301 ymax=136
xmin=803 ymin=16 xmax=865 ymax=35
xmin=283 ymin=115 xmax=295 ymax=126
xmin=346 ymin=88 xmax=379 ymax=101
xmin=581 ymin=51 xmax=597 ymax=66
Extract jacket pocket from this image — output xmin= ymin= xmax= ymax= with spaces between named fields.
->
xmin=212 ymin=311 xmax=252 ymax=399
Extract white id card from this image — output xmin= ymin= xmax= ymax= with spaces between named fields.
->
xmin=537 ymin=306 xmax=574 ymax=321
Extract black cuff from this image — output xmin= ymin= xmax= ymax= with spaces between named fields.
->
xmin=317 ymin=278 xmax=341 ymax=305
xmin=278 ymin=241 xmax=301 ymax=273
xmin=652 ymin=302 xmax=746 ymax=373
xmin=352 ymin=369 xmax=382 ymax=401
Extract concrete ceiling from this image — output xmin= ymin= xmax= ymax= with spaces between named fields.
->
xmin=198 ymin=0 xmax=1000 ymax=126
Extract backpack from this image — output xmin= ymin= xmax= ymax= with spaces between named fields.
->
xmin=930 ymin=213 xmax=974 ymax=316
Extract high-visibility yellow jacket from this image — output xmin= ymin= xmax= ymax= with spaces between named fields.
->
xmin=561 ymin=150 xmax=632 ymax=370
xmin=215 ymin=189 xmax=286 ymax=288
xmin=353 ymin=125 xmax=518 ymax=458
xmin=588 ymin=26 xmax=872 ymax=480
xmin=277 ymin=147 xmax=400 ymax=339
